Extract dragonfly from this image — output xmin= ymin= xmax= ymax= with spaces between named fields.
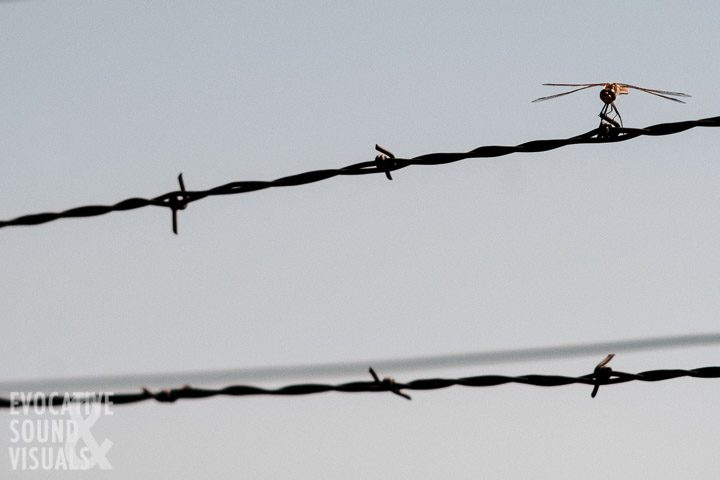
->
xmin=532 ymin=82 xmax=691 ymax=130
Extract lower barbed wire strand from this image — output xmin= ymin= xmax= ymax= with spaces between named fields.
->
xmin=2 ymin=365 xmax=719 ymax=408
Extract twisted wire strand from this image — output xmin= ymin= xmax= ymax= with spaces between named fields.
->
xmin=2 ymin=115 xmax=718 ymax=231
xmin=3 ymin=332 xmax=720 ymax=392
xmin=1 ymin=365 xmax=718 ymax=407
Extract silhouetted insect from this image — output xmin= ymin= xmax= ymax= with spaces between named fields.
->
xmin=533 ymin=83 xmax=690 ymax=131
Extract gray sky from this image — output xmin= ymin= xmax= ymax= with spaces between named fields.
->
xmin=2 ymin=1 xmax=720 ymax=478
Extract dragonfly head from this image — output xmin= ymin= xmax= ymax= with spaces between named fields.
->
xmin=601 ymin=83 xmax=630 ymax=104
xmin=599 ymin=87 xmax=617 ymax=104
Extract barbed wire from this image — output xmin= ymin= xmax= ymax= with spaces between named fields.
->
xmin=2 ymin=358 xmax=719 ymax=407
xmin=3 ymin=332 xmax=719 ymax=392
xmin=2 ymin=115 xmax=718 ymax=233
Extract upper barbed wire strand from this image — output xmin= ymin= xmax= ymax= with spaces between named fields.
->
xmin=1 ymin=116 xmax=718 ymax=231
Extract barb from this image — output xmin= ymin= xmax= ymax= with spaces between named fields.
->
xmin=369 ymin=366 xmax=411 ymax=400
xmin=1 ymin=363 xmax=719 ymax=408
xmin=591 ymin=353 xmax=615 ymax=398
xmin=1 ymin=115 xmax=718 ymax=232
xmin=168 ymin=173 xmax=189 ymax=234
xmin=374 ymin=144 xmax=395 ymax=180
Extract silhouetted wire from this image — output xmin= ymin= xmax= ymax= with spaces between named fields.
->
xmin=1 ymin=115 xmax=718 ymax=232
xmin=2 ymin=332 xmax=720 ymax=392
xmin=1 ymin=364 xmax=719 ymax=407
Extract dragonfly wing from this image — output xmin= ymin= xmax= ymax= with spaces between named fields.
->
xmin=541 ymin=83 xmax=605 ymax=87
xmin=621 ymin=84 xmax=691 ymax=103
xmin=532 ymin=84 xmax=600 ymax=103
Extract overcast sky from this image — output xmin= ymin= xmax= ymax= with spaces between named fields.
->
xmin=2 ymin=1 xmax=720 ymax=478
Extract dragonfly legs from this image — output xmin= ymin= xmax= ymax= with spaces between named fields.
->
xmin=598 ymin=102 xmax=623 ymax=136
